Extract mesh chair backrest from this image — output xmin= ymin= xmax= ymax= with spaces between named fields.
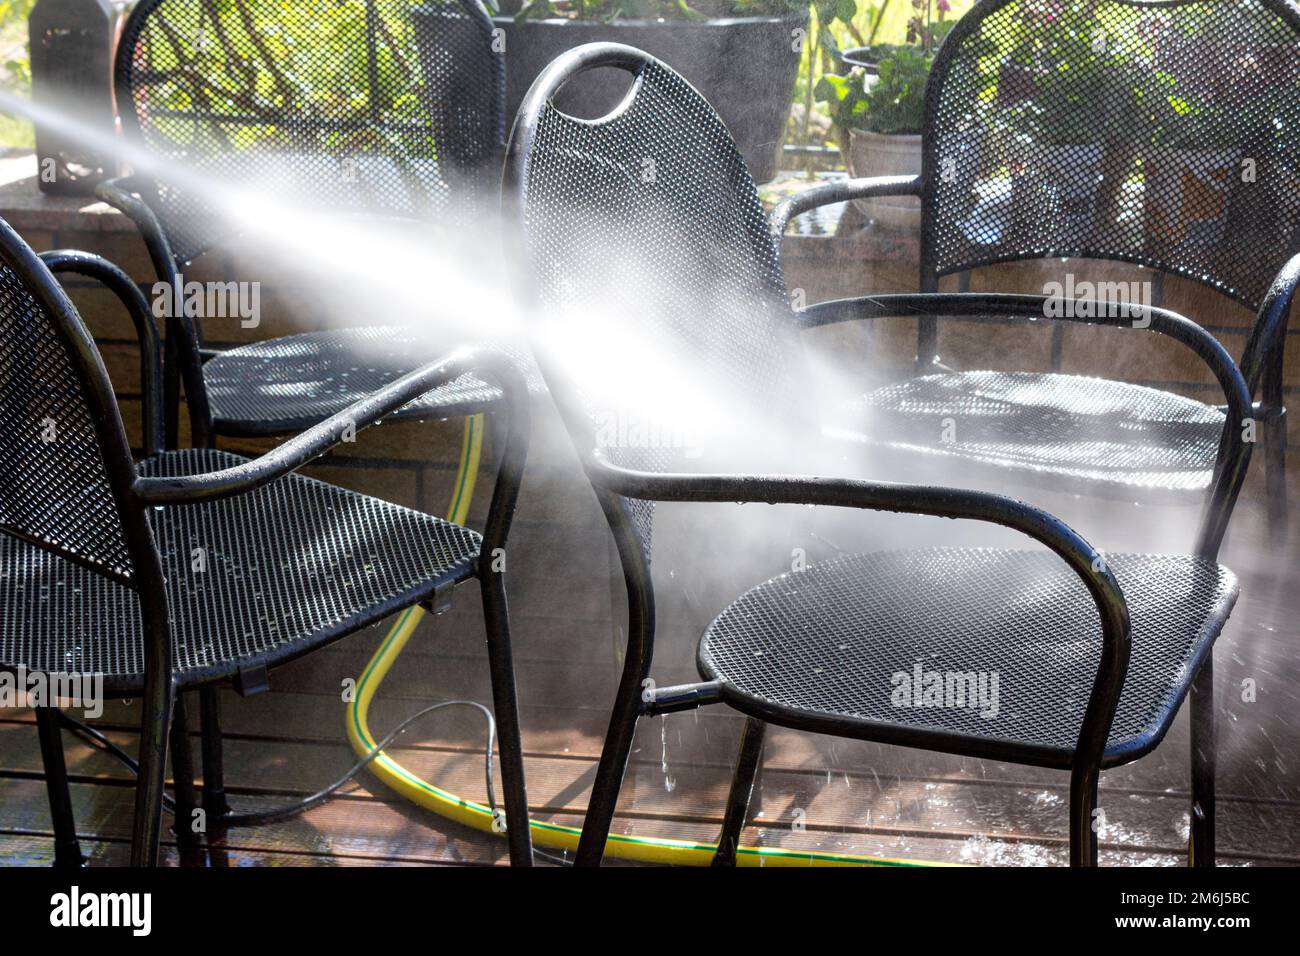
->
xmin=925 ymin=0 xmax=1300 ymax=310
xmin=116 ymin=0 xmax=506 ymax=264
xmin=512 ymin=47 xmax=806 ymax=555
xmin=0 ymin=221 xmax=136 ymax=581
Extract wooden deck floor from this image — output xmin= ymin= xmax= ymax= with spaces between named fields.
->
xmin=3 ymin=403 xmax=1300 ymax=868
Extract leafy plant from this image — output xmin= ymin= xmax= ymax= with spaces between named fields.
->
xmin=0 ymin=0 xmax=36 ymax=87
xmin=1150 ymin=98 xmax=1238 ymax=152
xmin=812 ymin=0 xmax=951 ymax=134
xmin=0 ymin=0 xmax=37 ymax=34
xmin=0 ymin=0 xmax=36 ymax=150
xmin=1131 ymin=67 xmax=1241 ymax=153
xmin=813 ymin=67 xmax=870 ymax=130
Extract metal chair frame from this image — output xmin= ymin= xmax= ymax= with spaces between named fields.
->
xmin=505 ymin=42 xmax=1258 ymax=867
xmin=104 ymin=0 xmax=509 ymax=446
xmin=773 ymin=0 xmax=1300 ymax=524
xmin=71 ymin=0 xmax=523 ymax=855
xmin=0 ymin=220 xmax=533 ymax=866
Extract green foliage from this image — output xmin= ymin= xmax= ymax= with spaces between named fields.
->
xmin=861 ymin=41 xmax=931 ymax=133
xmin=813 ymin=46 xmax=929 ymax=134
xmin=0 ymin=0 xmax=36 ymax=89
xmin=133 ymin=0 xmax=444 ymax=158
xmin=0 ymin=0 xmax=37 ymax=29
xmin=1144 ymin=80 xmax=1239 ymax=153
xmin=0 ymin=0 xmax=36 ymax=149
xmin=812 ymin=5 xmax=951 ymax=134
xmin=1000 ymin=24 xmax=1121 ymax=146
xmin=813 ymin=68 xmax=867 ymax=129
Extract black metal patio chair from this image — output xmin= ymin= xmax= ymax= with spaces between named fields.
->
xmin=94 ymin=0 xmax=540 ymax=836
xmin=775 ymin=0 xmax=1299 ymax=525
xmin=107 ymin=0 xmax=510 ymax=446
xmin=504 ymin=43 xmax=1265 ymax=865
xmin=0 ymin=217 xmax=533 ymax=866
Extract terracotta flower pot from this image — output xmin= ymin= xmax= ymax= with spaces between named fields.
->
xmin=844 ymin=129 xmax=923 ymax=229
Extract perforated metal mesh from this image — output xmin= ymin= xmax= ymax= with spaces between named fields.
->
xmin=117 ymin=0 xmax=505 ymax=264
xmin=0 ymin=449 xmax=479 ymax=684
xmin=700 ymin=548 xmax=1236 ymax=764
xmin=203 ymin=326 xmax=543 ymax=434
xmin=835 ymin=369 xmax=1226 ymax=497
xmin=521 ymin=58 xmax=807 ymax=554
xmin=928 ymin=0 xmax=1300 ymax=309
xmin=0 ymin=260 xmax=132 ymax=579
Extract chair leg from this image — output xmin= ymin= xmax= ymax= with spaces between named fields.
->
xmin=1266 ymin=408 xmax=1288 ymax=536
xmin=35 ymin=708 xmax=83 ymax=869
xmin=1069 ymin=762 xmax=1102 ymax=867
xmin=130 ymin=674 xmax=175 ymax=867
xmin=168 ymin=694 xmax=203 ymax=862
xmin=575 ymin=678 xmax=642 ymax=867
xmin=198 ymin=686 xmax=231 ymax=820
xmin=480 ymin=581 xmax=534 ymax=866
xmin=1190 ymin=658 xmax=1216 ymax=867
xmin=163 ymin=335 xmax=180 ymax=450
xmin=712 ymin=718 xmax=766 ymax=867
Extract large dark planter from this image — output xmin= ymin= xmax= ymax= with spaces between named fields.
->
xmin=493 ymin=14 xmax=808 ymax=183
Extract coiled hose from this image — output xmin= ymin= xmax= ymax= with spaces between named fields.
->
xmin=345 ymin=415 xmax=939 ymax=866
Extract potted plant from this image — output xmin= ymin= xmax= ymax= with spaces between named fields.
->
xmin=837 ymin=42 xmax=904 ymax=74
xmin=946 ymin=0 xmax=1161 ymax=251
xmin=833 ymin=1 xmax=908 ymax=74
xmin=814 ymin=0 xmax=954 ymax=227
xmin=493 ymin=0 xmax=853 ymax=183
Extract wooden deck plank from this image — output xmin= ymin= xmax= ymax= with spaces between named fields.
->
xmin=2 ymin=714 xmax=1297 ymax=864
xmin=0 ymin=778 xmax=1238 ymax=868
xmin=10 ymin=675 xmax=1300 ymax=805
xmin=0 ymin=830 xmax=432 ymax=868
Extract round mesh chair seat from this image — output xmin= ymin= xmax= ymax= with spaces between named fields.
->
xmin=829 ymin=371 xmax=1226 ymax=498
xmin=0 ymin=449 xmax=479 ymax=691
xmin=699 ymin=549 xmax=1236 ymax=769
xmin=203 ymin=327 xmax=543 ymax=435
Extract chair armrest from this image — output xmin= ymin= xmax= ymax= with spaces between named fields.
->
xmin=1241 ymin=252 xmax=1300 ymax=403
xmin=95 ymin=178 xmax=177 ymax=288
xmin=96 ymin=177 xmax=211 ymax=443
xmin=589 ymin=457 xmax=1130 ymax=773
xmin=769 ymin=174 xmax=922 ymax=240
xmin=803 ymin=291 xmax=1249 ymax=415
xmin=132 ymin=347 xmax=530 ymax=505
xmin=39 ymin=249 xmax=165 ymax=457
xmin=800 ymin=291 xmax=1254 ymax=555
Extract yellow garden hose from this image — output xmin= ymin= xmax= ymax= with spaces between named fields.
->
xmin=345 ymin=415 xmax=940 ymax=866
